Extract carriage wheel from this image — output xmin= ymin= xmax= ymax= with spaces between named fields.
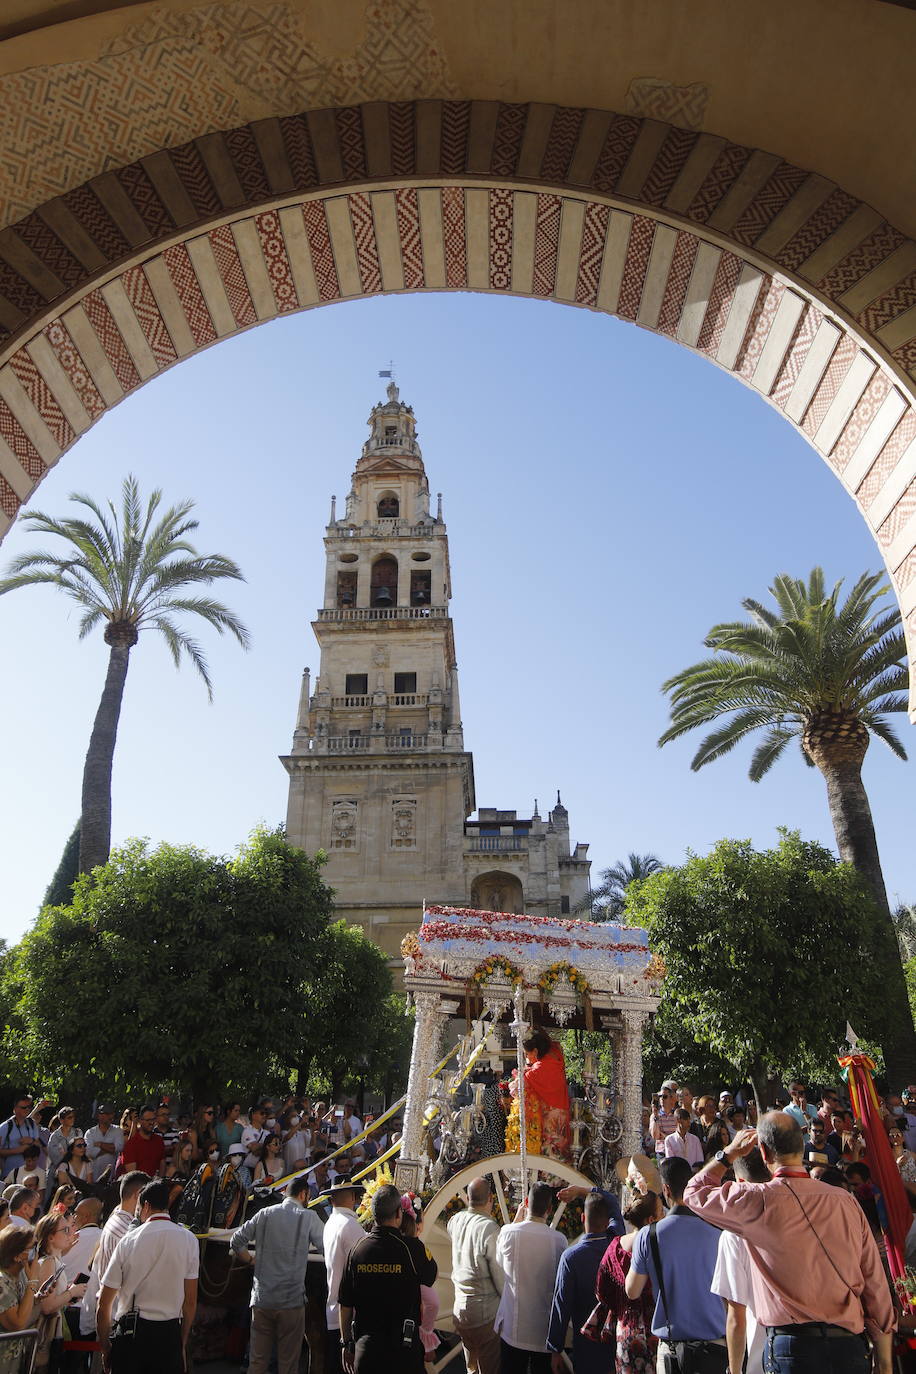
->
xmin=423 ymin=1152 xmax=594 ymax=1370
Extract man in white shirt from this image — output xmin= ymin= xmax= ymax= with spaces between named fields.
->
xmin=8 ymin=1144 xmax=46 ymax=1193
xmin=495 ymin=1181 xmax=567 ymax=1371
xmin=63 ymin=1197 xmax=103 ymax=1283
xmin=710 ymin=1148 xmax=768 ymax=1374
xmin=85 ymin=1104 xmax=124 ymax=1182
xmin=242 ymin=1104 xmax=271 ymax=1174
xmin=97 ymin=1178 xmax=199 ymax=1374
xmin=343 ymin=1103 xmax=363 ymax=1142
xmin=664 ymin=1108 xmax=704 ymax=1169
xmin=81 ymin=1169 xmax=150 ymax=1338
xmin=449 ymin=1177 xmax=505 ymax=1374
xmin=6 ymin=1187 xmax=40 ymax=1230
xmin=324 ymin=1180 xmax=366 ymax=1374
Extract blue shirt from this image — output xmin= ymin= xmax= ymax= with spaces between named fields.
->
xmin=631 ymin=1210 xmax=725 ymax=1341
xmin=547 ymin=1231 xmax=617 ymax=1373
xmin=230 ymin=1197 xmax=325 ymax=1308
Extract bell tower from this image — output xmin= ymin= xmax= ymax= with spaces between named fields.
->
xmin=282 ymin=382 xmax=475 ymax=959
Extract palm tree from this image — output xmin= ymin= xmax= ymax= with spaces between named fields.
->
xmin=576 ymin=851 xmax=664 ymax=919
xmin=658 ymin=567 xmax=915 ymax=1081
xmin=0 ymin=475 xmax=250 ymax=875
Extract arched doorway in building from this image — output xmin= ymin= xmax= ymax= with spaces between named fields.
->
xmin=470 ymin=871 xmax=525 ymax=915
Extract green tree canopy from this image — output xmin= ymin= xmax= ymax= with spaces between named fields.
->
xmin=6 ymin=827 xmax=334 ymax=1102
xmin=41 ymin=822 xmax=80 ymax=910
xmin=576 ymin=852 xmax=665 ymax=919
xmin=626 ymin=831 xmax=888 ymax=1106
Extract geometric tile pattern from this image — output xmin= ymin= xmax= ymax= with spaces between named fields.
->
xmin=207 ymin=227 xmax=258 ymax=327
xmin=255 ymin=211 xmax=299 ymax=314
xmin=532 ymin=194 xmax=561 ymax=298
xmin=488 ymin=188 xmax=513 ymax=291
xmin=348 ymin=194 xmax=382 ymax=295
xmin=162 ymin=244 xmax=218 ymax=346
xmin=0 ymin=88 xmax=914 ymax=706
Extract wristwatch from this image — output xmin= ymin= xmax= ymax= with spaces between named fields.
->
xmin=714 ymin=1149 xmax=731 ymax=1167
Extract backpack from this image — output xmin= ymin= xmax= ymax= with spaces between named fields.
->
xmin=174 ymin=1163 xmax=218 ymax=1233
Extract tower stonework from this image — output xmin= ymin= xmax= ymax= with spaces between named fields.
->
xmin=282 ymin=385 xmax=590 ymax=961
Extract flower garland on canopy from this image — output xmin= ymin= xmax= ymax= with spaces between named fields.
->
xmin=472 ymin=955 xmax=523 ymax=989
xmin=537 ymin=961 xmax=593 ymax=1029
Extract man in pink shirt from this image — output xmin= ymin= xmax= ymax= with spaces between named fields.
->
xmin=683 ymin=1112 xmax=894 ymax=1374
xmin=664 ymin=1108 xmax=704 ymax=1169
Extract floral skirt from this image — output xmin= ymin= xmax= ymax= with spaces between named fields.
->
xmin=541 ymin=1106 xmax=571 ymax=1163
xmin=617 ymin=1317 xmax=657 ymax=1373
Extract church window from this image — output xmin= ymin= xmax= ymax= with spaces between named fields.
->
xmin=383 ymin=426 xmax=398 ymax=447
xmin=394 ymin=672 xmax=417 ymax=694
xmin=345 ymin=673 xmax=368 ymax=695
xmin=560 ymin=896 xmax=570 ymax=914
xmin=347 ymin=729 xmax=363 ymax=747
xmin=377 ymin=493 xmax=399 ymax=517
xmin=370 ymin=556 xmax=398 ymax=606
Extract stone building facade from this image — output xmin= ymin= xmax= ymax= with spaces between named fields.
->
xmin=282 ymin=384 xmax=591 ymax=960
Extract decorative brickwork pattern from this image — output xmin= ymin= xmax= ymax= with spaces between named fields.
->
xmin=280 ymin=116 xmax=319 ymax=191
xmin=491 ymin=103 xmax=527 ymax=178
xmin=255 ymin=210 xmax=299 ymax=313
xmin=591 ymin=116 xmax=641 ymax=194
xmin=349 ymin=193 xmax=382 ymax=295
xmin=8 ymin=348 xmax=74 ymax=449
xmin=441 ymin=186 xmax=467 ymax=289
xmin=817 ymin=223 xmax=906 ymax=297
xmin=0 ymin=261 xmax=43 ymax=317
xmin=115 ymin=163 xmax=174 ymax=238
xmin=44 ymin=318 xmax=105 ymax=419
xmin=686 ymin=143 xmax=752 ymax=224
xmin=224 ymin=126 xmax=272 ymax=202
xmin=395 ymin=188 xmax=424 ymax=290
xmin=302 ymin=202 xmax=341 ymax=301
xmin=770 ymin=304 xmax=824 ymax=408
xmin=207 ymin=226 xmax=258 ymax=327
xmin=735 ymin=277 xmax=784 ymax=379
xmin=777 ymin=189 xmax=858 ymax=274
xmin=731 ymin=162 xmax=808 ymax=247
xmin=541 ymin=107 xmax=584 ymax=183
xmin=81 ymin=289 xmax=141 ymax=393
xmin=856 ymin=412 xmax=916 ymax=509
xmin=168 ymin=141 xmax=222 ymax=217
xmin=532 ymin=194 xmax=561 ymax=297
xmin=162 ymin=244 xmax=217 ymax=346
xmin=639 ymin=127 xmax=696 ymax=207
xmin=335 ymin=106 xmax=368 ymax=181
xmin=857 ymin=272 xmax=916 ymax=336
xmin=15 ymin=213 xmax=85 ymax=289
xmin=440 ymin=102 xmax=471 ymax=177
xmin=0 ymin=474 xmax=19 ymax=519
xmin=877 ymin=479 xmax=916 ymax=548
xmin=574 ymin=201 xmax=611 ymax=307
xmin=61 ymin=185 xmax=130 ymax=261
xmin=0 ymin=399 xmax=45 ymax=481
xmin=488 ymin=188 xmax=513 ymax=291
xmin=121 ymin=265 xmax=178 ymax=367
xmin=802 ymin=336 xmax=858 ymax=438
xmin=616 ymin=216 xmax=655 ymax=320
xmin=829 ymin=372 xmax=890 ymax=472
xmin=656 ymin=232 xmax=700 ymax=336
xmin=389 ymin=102 xmax=416 ymax=177
xmin=697 ymin=252 xmax=742 ymax=354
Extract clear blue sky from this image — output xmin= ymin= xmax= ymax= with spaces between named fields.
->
xmin=1 ymin=290 xmax=913 ymax=943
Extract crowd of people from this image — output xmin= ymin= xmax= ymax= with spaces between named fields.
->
xmin=0 ymin=1072 xmax=913 ymax=1374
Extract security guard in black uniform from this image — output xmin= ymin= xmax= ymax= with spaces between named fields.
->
xmin=338 ymin=1182 xmax=437 ymax=1373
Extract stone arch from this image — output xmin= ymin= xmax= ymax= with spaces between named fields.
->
xmin=0 ymin=99 xmax=915 ymax=709
xmin=470 ymin=871 xmax=525 ymax=915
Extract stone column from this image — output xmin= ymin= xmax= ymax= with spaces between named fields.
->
xmin=618 ymin=1009 xmax=649 ymax=1157
xmin=398 ymin=989 xmax=447 ymax=1180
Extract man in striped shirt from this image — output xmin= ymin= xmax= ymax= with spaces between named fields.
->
xmin=80 ymin=1170 xmax=150 ymax=1338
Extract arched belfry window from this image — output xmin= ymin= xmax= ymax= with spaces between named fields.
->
xmin=377 ymin=493 xmax=399 ymax=518
xmin=370 ymin=556 xmax=398 ymax=607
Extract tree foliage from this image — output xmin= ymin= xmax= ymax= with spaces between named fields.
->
xmin=6 ymin=827 xmax=334 ymax=1102
xmin=41 ymin=822 xmax=81 ymax=910
xmin=576 ymin=852 xmax=665 ymax=920
xmin=625 ymin=831 xmax=888 ymax=1102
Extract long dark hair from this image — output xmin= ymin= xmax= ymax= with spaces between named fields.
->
xmin=522 ymin=1029 xmax=552 ymax=1059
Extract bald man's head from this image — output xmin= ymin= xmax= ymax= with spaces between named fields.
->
xmin=467 ymin=1177 xmax=492 ymax=1208
xmin=757 ymin=1111 xmax=804 ymax=1165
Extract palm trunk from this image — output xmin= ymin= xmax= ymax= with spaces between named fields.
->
xmin=819 ymin=758 xmax=916 ymax=1085
xmin=79 ymin=639 xmax=132 ymax=874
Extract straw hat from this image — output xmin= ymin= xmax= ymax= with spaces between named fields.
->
xmin=614 ymin=1152 xmax=662 ymax=1197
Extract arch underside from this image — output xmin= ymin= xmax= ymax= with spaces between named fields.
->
xmin=0 ymin=98 xmax=915 ymax=712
